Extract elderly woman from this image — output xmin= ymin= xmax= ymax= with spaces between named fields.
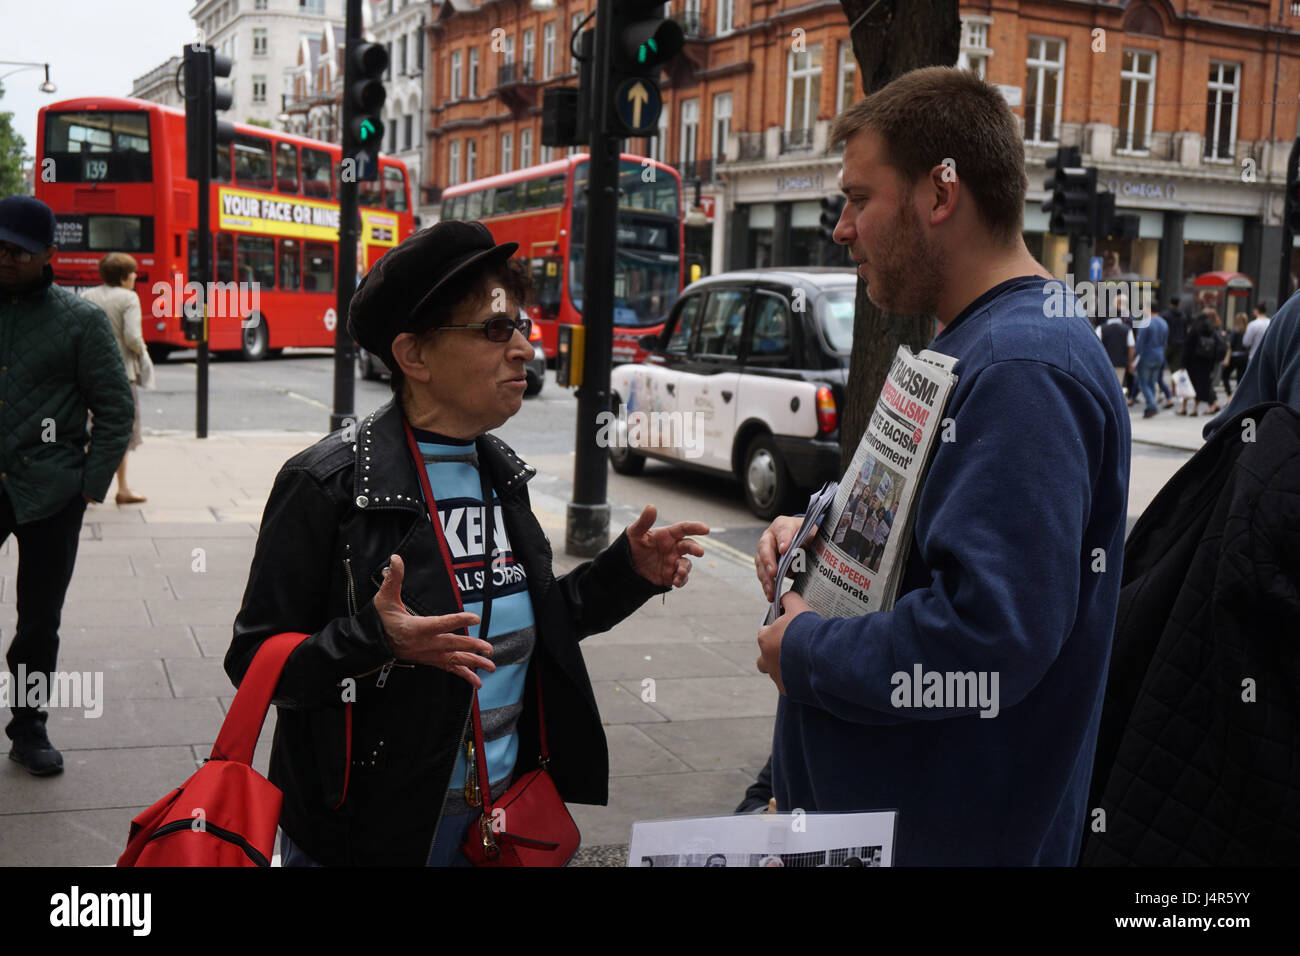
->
xmin=80 ymin=252 xmax=150 ymax=504
xmin=225 ymin=222 xmax=707 ymax=866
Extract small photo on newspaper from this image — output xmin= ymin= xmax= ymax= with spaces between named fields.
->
xmin=628 ymin=811 xmax=897 ymax=867
xmin=829 ymin=456 xmax=905 ymax=574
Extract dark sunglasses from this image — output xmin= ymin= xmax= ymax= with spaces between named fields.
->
xmin=433 ymin=314 xmax=532 ymax=343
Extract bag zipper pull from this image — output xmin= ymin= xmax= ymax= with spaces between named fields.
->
xmin=465 ymin=739 xmax=482 ymax=806
xmin=376 ymin=661 xmax=394 ymax=688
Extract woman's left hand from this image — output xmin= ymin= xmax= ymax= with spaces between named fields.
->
xmin=626 ymin=505 xmax=709 ymax=589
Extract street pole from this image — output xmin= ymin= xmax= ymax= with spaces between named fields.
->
xmin=332 ymin=0 xmax=362 ymax=433
xmin=567 ymin=0 xmax=617 ymax=557
xmin=194 ymin=56 xmax=212 ymax=440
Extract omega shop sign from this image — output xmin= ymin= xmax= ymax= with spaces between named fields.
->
xmin=1105 ymin=178 xmax=1178 ymax=202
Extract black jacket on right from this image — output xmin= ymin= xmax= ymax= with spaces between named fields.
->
xmin=1081 ymin=404 xmax=1300 ymax=865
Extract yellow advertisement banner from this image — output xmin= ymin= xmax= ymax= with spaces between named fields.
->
xmin=362 ymin=210 xmax=399 ymax=247
xmin=217 ymin=187 xmax=340 ymax=241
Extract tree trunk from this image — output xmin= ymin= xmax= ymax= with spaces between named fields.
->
xmin=836 ymin=0 xmax=961 ymax=473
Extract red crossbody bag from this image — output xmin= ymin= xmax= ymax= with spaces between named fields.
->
xmin=403 ymin=419 xmax=579 ymax=866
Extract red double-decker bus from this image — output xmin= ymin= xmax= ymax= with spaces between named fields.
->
xmin=438 ymin=153 xmax=683 ymax=363
xmin=35 ymin=96 xmax=415 ymax=361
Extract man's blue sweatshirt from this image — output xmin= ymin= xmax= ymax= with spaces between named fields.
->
xmin=773 ymin=276 xmax=1131 ymax=865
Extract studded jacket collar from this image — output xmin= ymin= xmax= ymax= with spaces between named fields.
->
xmin=349 ymin=399 xmax=537 ymax=515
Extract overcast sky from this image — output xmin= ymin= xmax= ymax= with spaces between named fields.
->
xmin=1 ymin=0 xmax=196 ymax=160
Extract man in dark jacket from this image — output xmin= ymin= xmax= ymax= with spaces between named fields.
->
xmin=1161 ymin=297 xmax=1187 ymax=371
xmin=226 ymin=222 xmax=708 ymax=865
xmin=0 ymin=195 xmax=134 ymax=775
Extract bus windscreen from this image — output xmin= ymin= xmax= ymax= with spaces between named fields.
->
xmin=44 ymin=111 xmax=152 ymax=183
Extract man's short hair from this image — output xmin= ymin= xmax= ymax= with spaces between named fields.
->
xmin=829 ymin=66 xmax=1027 ymax=243
xmin=1256 ymin=301 xmax=1269 ymax=314
xmin=98 ymin=252 xmax=138 ymax=286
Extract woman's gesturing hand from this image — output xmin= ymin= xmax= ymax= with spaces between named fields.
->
xmin=373 ymin=554 xmax=495 ymax=689
xmin=626 ymin=505 xmax=709 ymax=589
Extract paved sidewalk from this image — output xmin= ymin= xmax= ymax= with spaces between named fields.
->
xmin=0 ymin=408 xmax=1205 ymax=866
xmin=0 ymin=429 xmax=777 ymax=866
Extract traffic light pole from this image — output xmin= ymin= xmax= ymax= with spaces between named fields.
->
xmin=567 ymin=0 xmax=617 ymax=557
xmin=332 ymin=0 xmax=363 ymax=433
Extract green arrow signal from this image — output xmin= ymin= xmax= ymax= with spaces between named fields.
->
xmin=359 ymin=119 xmax=377 ymax=141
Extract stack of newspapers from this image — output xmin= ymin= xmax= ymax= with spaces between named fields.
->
xmin=765 ymin=345 xmax=959 ymax=624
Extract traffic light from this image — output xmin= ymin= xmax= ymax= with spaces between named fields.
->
xmin=606 ymin=2 xmax=683 ymax=137
xmin=344 ymin=42 xmax=388 ymax=181
xmin=183 ymin=46 xmax=235 ymax=181
xmin=819 ymin=194 xmax=846 ymax=244
xmin=1041 ymin=146 xmax=1095 ymax=237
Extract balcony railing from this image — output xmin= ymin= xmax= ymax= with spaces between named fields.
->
xmin=781 ymin=128 xmax=814 ymax=152
xmin=497 ymin=60 xmax=535 ymax=87
xmin=676 ymin=157 xmax=718 ymax=182
xmin=737 ymin=132 xmax=765 ymax=161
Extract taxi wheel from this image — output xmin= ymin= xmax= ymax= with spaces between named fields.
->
xmin=608 ymin=393 xmax=645 ymax=475
xmin=743 ymin=434 xmax=792 ymax=520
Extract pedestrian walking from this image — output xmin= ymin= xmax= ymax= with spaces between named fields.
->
xmin=1220 ymin=311 xmax=1249 ymax=396
xmin=1096 ymin=312 xmax=1135 ymax=388
xmin=1203 ymin=289 xmax=1300 ymax=438
xmin=80 ymin=252 xmax=154 ymax=505
xmin=0 ymin=196 xmax=134 ymax=775
xmin=1180 ymin=309 xmax=1225 ymax=416
xmin=1135 ymin=306 xmax=1168 ymax=418
xmin=226 ymin=221 xmax=709 ymax=866
xmin=1242 ymin=300 xmax=1271 ymax=362
xmin=753 ymin=67 xmax=1130 ymax=865
xmin=1161 ymin=296 xmax=1187 ymax=372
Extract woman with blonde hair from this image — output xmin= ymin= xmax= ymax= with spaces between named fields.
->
xmin=81 ymin=252 xmax=152 ymax=504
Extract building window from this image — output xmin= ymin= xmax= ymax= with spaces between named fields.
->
xmin=469 ymin=48 xmax=479 ymax=96
xmin=785 ymin=44 xmax=822 ymax=150
xmin=570 ymin=12 xmax=584 ymax=73
xmin=1025 ymin=36 xmax=1064 ymax=144
xmin=836 ymin=41 xmax=857 ymax=113
xmin=449 ymin=140 xmax=461 ymax=186
xmin=403 ymin=114 xmax=413 ymax=152
xmin=387 ymin=119 xmax=397 ymax=154
xmin=713 ymin=92 xmax=731 ymax=161
xmin=653 ymin=104 xmax=668 ymax=163
xmin=1205 ymin=61 xmax=1239 ymax=162
xmin=451 ymin=50 xmax=462 ymax=100
xmin=300 ymin=0 xmax=323 ymax=13
xmin=958 ymin=17 xmax=992 ymax=79
xmin=252 ymin=75 xmax=267 ymax=104
xmin=415 ymin=31 xmax=424 ymax=72
xmin=680 ymin=98 xmax=699 ymax=171
xmin=543 ymin=22 xmax=556 ymax=79
xmin=254 ymin=28 xmax=268 ymax=57
xmin=255 ymin=0 xmax=267 ymax=9
xmin=399 ymin=34 xmax=408 ymax=75
xmin=716 ymin=0 xmax=734 ymax=36
xmin=467 ymin=139 xmax=477 ymax=180
xmin=541 ymin=144 xmax=553 ymax=163
xmin=521 ymin=127 xmax=533 ymax=168
xmin=523 ymin=28 xmax=534 ymax=80
xmin=1118 ymin=49 xmax=1156 ymax=154
xmin=501 ymin=132 xmax=514 ymax=172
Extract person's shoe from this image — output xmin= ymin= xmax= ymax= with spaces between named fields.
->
xmin=115 ymin=492 xmax=147 ymax=506
xmin=9 ymin=727 xmax=64 ymax=776
xmin=1143 ymin=407 xmax=1159 ymax=418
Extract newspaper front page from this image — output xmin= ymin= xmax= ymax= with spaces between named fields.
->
xmin=790 ymin=345 xmax=958 ymax=618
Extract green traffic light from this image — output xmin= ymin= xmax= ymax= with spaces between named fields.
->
xmin=359 ymin=119 xmax=376 ymax=141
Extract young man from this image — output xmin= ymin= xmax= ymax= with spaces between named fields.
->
xmin=753 ymin=67 xmax=1131 ymax=865
xmin=0 ymin=196 xmax=134 ymax=774
xmin=1242 ymin=301 xmax=1271 ymax=363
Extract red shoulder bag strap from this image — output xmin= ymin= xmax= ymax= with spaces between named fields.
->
xmin=211 ymin=631 xmax=310 ymax=764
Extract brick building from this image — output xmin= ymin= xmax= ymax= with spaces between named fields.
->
xmin=424 ymin=0 xmax=1300 ymax=305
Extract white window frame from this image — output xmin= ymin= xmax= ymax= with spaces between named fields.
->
xmin=716 ymin=0 xmax=734 ymax=36
xmin=466 ymin=139 xmax=477 ymax=181
xmin=449 ymin=140 xmax=461 ymax=186
xmin=252 ymin=75 xmax=267 ymax=104
xmin=1117 ymin=48 xmax=1157 ymax=155
xmin=469 ymin=47 xmax=479 ymax=97
xmin=570 ymin=12 xmax=584 ymax=74
xmin=957 ymin=15 xmax=992 ymax=79
xmin=521 ymin=127 xmax=533 ymax=168
xmin=523 ymin=28 xmax=534 ymax=79
xmin=1205 ymin=60 xmax=1240 ymax=163
xmin=403 ymin=114 xmax=413 ymax=151
xmin=253 ymin=28 xmax=268 ymax=57
xmin=836 ymin=41 xmax=856 ymax=113
xmin=543 ymin=22 xmax=556 ymax=79
xmin=680 ymin=98 xmax=699 ymax=168
xmin=451 ymin=49 xmax=462 ymax=100
xmin=653 ymin=105 xmax=668 ymax=163
xmin=541 ymin=144 xmax=553 ymax=163
xmin=712 ymin=92 xmax=731 ymax=161
xmin=1024 ymin=36 xmax=1064 ymax=145
xmin=785 ymin=45 xmax=823 ymax=140
xmin=501 ymin=131 xmax=513 ymax=173
xmin=255 ymin=0 xmax=267 ymax=9
xmin=399 ymin=33 xmax=408 ymax=75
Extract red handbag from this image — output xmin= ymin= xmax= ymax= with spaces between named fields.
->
xmin=117 ymin=631 xmax=311 ymax=866
xmin=402 ymin=419 xmax=579 ymax=867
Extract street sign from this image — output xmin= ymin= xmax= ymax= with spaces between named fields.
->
xmin=614 ymin=78 xmax=660 ymax=135
xmin=1089 ymin=257 xmax=1102 ymax=282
